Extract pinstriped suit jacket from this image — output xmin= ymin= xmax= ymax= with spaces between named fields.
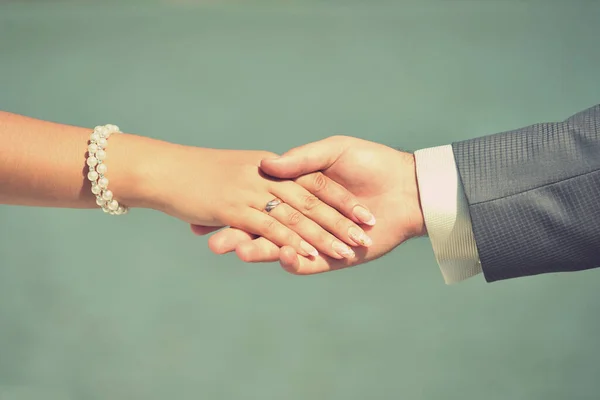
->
xmin=452 ymin=105 xmax=600 ymax=282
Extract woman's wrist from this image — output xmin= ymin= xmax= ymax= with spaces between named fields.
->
xmin=0 ymin=111 xmax=200 ymax=213
xmin=107 ymin=134 xmax=217 ymax=219
xmin=104 ymin=133 xmax=174 ymax=211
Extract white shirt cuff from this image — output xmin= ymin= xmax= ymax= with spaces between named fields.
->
xmin=414 ymin=145 xmax=482 ymax=284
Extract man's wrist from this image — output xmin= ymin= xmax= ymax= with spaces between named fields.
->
xmin=414 ymin=145 xmax=481 ymax=284
xmin=409 ymin=153 xmax=427 ymax=238
xmin=398 ymin=150 xmax=427 ymax=239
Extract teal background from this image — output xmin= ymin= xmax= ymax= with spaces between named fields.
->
xmin=1 ymin=1 xmax=600 ymax=399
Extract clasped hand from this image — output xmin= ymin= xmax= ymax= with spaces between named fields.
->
xmin=188 ymin=136 xmax=426 ymax=275
xmin=150 ymin=143 xmax=377 ymax=261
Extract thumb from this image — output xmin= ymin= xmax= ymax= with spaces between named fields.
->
xmin=260 ymin=137 xmax=345 ymax=179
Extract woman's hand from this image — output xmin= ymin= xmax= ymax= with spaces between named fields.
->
xmin=142 ymin=143 xmax=376 ymax=260
xmin=0 ymin=111 xmax=373 ymax=259
xmin=193 ymin=136 xmax=426 ymax=275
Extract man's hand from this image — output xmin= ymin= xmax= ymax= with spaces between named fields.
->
xmin=196 ymin=136 xmax=427 ymax=274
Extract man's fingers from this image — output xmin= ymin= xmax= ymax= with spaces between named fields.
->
xmin=208 ymin=227 xmax=255 ymax=254
xmin=208 ymin=228 xmax=357 ymax=275
xmin=208 ymin=228 xmax=281 ymax=262
xmin=235 ymin=238 xmax=281 ymax=263
xmin=260 ymin=137 xmax=346 ymax=179
xmin=203 ymin=222 xmax=357 ymax=275
xmin=279 ymin=246 xmax=301 ymax=273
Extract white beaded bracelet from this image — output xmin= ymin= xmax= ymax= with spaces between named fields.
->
xmin=86 ymin=124 xmax=129 ymax=215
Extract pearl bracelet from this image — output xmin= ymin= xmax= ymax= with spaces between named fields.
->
xmin=86 ymin=124 xmax=129 ymax=215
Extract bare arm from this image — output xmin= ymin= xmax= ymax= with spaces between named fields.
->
xmin=0 ymin=111 xmax=375 ymax=258
xmin=0 ymin=111 xmax=154 ymax=209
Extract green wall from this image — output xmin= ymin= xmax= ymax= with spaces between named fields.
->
xmin=1 ymin=1 xmax=599 ymax=399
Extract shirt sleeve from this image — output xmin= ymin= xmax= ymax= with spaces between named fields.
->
xmin=414 ymin=145 xmax=482 ymax=284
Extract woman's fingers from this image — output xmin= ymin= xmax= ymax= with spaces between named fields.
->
xmin=294 ymin=172 xmax=376 ymax=226
xmin=272 ymin=181 xmax=373 ymax=249
xmin=266 ymin=201 xmax=355 ymax=260
xmin=233 ymin=209 xmax=319 ymax=258
xmin=207 ymin=227 xmax=281 ymax=263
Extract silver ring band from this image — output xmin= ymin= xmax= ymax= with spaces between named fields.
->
xmin=265 ymin=199 xmax=282 ymax=213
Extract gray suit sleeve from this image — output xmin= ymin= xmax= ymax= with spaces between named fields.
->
xmin=452 ymin=104 xmax=600 ymax=282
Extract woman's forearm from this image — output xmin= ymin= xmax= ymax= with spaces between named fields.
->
xmin=0 ymin=111 xmax=160 ymax=209
xmin=0 ymin=111 xmax=373 ymax=259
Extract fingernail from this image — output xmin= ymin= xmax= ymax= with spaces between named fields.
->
xmin=353 ymin=206 xmax=376 ymax=226
xmin=333 ymin=241 xmax=355 ymax=259
xmin=348 ymin=227 xmax=373 ymax=247
xmin=300 ymin=241 xmax=318 ymax=257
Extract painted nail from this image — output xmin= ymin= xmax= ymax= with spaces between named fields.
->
xmin=300 ymin=241 xmax=319 ymax=257
xmin=333 ymin=241 xmax=355 ymax=259
xmin=348 ymin=227 xmax=373 ymax=247
xmin=353 ymin=206 xmax=376 ymax=226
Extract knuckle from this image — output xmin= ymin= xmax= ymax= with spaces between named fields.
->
xmin=334 ymin=216 xmax=349 ymax=232
xmin=285 ymin=233 xmax=297 ymax=245
xmin=261 ymin=218 xmax=277 ymax=234
xmin=287 ymin=211 xmax=302 ymax=226
xmin=215 ymin=205 xmax=238 ymax=224
xmin=312 ymin=172 xmax=328 ymax=192
xmin=340 ymin=193 xmax=356 ymax=208
xmin=320 ymin=232 xmax=335 ymax=248
xmin=303 ymin=195 xmax=321 ymax=211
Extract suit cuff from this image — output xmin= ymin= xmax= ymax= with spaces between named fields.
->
xmin=414 ymin=145 xmax=482 ymax=284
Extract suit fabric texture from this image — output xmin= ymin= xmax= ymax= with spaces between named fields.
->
xmin=452 ymin=105 xmax=600 ymax=282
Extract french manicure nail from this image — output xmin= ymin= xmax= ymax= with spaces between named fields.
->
xmin=333 ymin=241 xmax=355 ymax=259
xmin=353 ymin=206 xmax=376 ymax=226
xmin=300 ymin=241 xmax=319 ymax=257
xmin=348 ymin=227 xmax=373 ymax=247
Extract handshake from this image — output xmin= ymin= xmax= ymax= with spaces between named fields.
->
xmin=4 ymin=104 xmax=599 ymax=283
xmin=185 ymin=136 xmax=426 ymax=275
xmin=2 ymin=112 xmax=431 ymax=278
